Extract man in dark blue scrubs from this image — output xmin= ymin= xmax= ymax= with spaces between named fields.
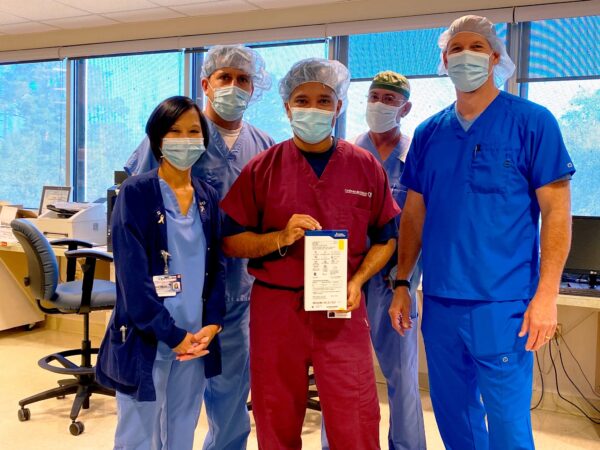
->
xmin=389 ymin=15 xmax=575 ymax=450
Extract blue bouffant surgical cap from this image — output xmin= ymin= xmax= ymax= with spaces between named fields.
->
xmin=438 ymin=15 xmax=515 ymax=87
xmin=279 ymin=58 xmax=350 ymax=110
xmin=201 ymin=44 xmax=272 ymax=101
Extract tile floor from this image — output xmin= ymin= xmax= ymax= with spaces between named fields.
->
xmin=0 ymin=327 xmax=598 ymax=449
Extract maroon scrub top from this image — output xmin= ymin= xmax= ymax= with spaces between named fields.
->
xmin=221 ymin=138 xmax=400 ymax=290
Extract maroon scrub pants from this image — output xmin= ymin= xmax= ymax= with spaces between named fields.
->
xmin=249 ymin=282 xmax=381 ymax=450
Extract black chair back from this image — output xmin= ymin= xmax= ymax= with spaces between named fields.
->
xmin=10 ymin=219 xmax=59 ymax=301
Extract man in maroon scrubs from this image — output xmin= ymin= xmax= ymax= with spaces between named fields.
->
xmin=221 ymin=58 xmax=400 ymax=450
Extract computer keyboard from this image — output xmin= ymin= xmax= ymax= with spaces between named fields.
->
xmin=559 ymin=287 xmax=600 ymax=297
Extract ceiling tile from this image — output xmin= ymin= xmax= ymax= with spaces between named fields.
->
xmin=43 ymin=15 xmax=119 ymax=30
xmin=248 ymin=0 xmax=342 ymax=8
xmin=0 ymin=11 xmax=28 ymax=25
xmin=104 ymin=7 xmax=185 ymax=23
xmin=55 ymin=0 xmax=158 ymax=14
xmin=0 ymin=0 xmax=88 ymax=21
xmin=171 ymin=1 xmax=259 ymax=16
xmin=149 ymin=0 xmax=216 ymax=6
xmin=0 ymin=21 xmax=59 ymax=34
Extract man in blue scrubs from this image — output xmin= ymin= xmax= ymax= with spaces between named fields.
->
xmin=125 ymin=45 xmax=275 ymax=450
xmin=355 ymin=71 xmax=426 ymax=450
xmin=389 ymin=15 xmax=575 ymax=450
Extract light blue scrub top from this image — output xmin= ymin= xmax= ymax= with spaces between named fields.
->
xmin=454 ymin=103 xmax=480 ymax=132
xmin=125 ymin=120 xmax=275 ymax=302
xmin=355 ymin=132 xmax=422 ymax=296
xmin=402 ymin=91 xmax=575 ymax=301
xmin=156 ymin=179 xmax=206 ymax=360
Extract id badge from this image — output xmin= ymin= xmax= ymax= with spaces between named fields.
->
xmin=327 ymin=311 xmax=351 ymax=319
xmin=153 ymin=274 xmax=182 ymax=298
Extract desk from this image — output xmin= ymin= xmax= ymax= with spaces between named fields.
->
xmin=0 ymin=245 xmax=43 ymax=330
xmin=0 ymin=243 xmax=111 ymax=336
xmin=557 ymin=293 xmax=600 ymax=310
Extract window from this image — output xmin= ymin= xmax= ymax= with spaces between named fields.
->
xmin=520 ymin=16 xmax=600 ymax=216
xmin=0 ymin=60 xmax=66 ymax=208
xmin=519 ymin=16 xmax=600 ymax=81
xmin=345 ymin=77 xmax=455 ymax=140
xmin=346 ymin=28 xmax=450 ymax=139
xmin=243 ymin=40 xmax=329 ymax=143
xmin=75 ymin=52 xmax=184 ymax=201
xmin=345 ymin=25 xmax=506 ymax=140
xmin=527 ymin=80 xmax=600 ymax=216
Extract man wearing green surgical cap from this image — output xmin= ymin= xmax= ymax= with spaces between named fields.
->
xmin=354 ymin=71 xmax=426 ymax=450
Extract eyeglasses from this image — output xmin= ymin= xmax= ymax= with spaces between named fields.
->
xmin=367 ymin=92 xmax=405 ymax=107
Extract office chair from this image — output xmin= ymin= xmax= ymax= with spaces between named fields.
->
xmin=10 ymin=219 xmax=116 ymax=436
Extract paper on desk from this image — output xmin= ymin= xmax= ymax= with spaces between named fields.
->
xmin=304 ymin=230 xmax=348 ymax=311
xmin=0 ymin=206 xmax=18 ymax=226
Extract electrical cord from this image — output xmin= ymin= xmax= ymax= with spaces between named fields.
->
xmin=531 ymin=351 xmax=544 ymax=410
xmin=548 ymin=340 xmax=600 ymax=424
xmin=555 ymin=338 xmax=600 ymax=414
xmin=559 ymin=334 xmax=600 ymax=399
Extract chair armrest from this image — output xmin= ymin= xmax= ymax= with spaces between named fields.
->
xmin=64 ymin=249 xmax=113 ymax=263
xmin=63 ymin=249 xmax=113 ymax=314
xmin=50 ymin=238 xmax=94 ymax=249
xmin=52 ymin=240 xmax=94 ymax=281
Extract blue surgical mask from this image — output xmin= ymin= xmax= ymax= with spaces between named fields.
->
xmin=161 ymin=138 xmax=206 ymax=171
xmin=209 ymin=84 xmax=251 ymax=121
xmin=290 ymin=107 xmax=335 ymax=144
xmin=447 ymin=50 xmax=491 ymax=92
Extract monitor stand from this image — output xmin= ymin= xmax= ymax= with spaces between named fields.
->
xmin=589 ymin=272 xmax=597 ymax=289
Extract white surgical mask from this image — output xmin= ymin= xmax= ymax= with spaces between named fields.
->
xmin=447 ymin=50 xmax=492 ymax=92
xmin=161 ymin=138 xmax=206 ymax=171
xmin=365 ymin=101 xmax=403 ymax=133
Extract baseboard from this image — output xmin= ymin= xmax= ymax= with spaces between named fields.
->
xmin=416 ymin=371 xmax=599 ymax=419
xmin=43 ymin=311 xmax=110 ymax=341
xmin=531 ymin=389 xmax=600 ymax=418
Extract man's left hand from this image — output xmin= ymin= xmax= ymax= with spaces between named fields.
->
xmin=518 ymin=292 xmax=557 ymax=351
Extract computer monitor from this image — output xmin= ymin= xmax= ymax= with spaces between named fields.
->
xmin=564 ymin=215 xmax=600 ymax=288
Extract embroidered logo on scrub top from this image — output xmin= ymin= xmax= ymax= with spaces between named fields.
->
xmin=344 ymin=188 xmax=372 ymax=198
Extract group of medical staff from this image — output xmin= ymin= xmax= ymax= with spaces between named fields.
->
xmin=96 ymin=13 xmax=575 ymax=450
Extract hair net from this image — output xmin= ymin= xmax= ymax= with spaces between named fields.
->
xmin=437 ymin=15 xmax=515 ymax=87
xmin=201 ymin=44 xmax=271 ymax=101
xmin=279 ymin=58 xmax=351 ymax=111
xmin=370 ymin=71 xmax=410 ymax=99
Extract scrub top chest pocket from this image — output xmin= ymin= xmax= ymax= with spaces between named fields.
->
xmin=468 ymin=145 xmax=515 ymax=195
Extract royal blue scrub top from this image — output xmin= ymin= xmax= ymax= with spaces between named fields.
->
xmin=156 ymin=178 xmax=207 ymax=360
xmin=402 ymin=91 xmax=575 ymax=301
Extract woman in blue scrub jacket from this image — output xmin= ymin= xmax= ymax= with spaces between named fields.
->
xmin=96 ymin=96 xmax=226 ymax=450
xmin=389 ymin=15 xmax=574 ymax=450
xmin=124 ymin=46 xmax=274 ymax=450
